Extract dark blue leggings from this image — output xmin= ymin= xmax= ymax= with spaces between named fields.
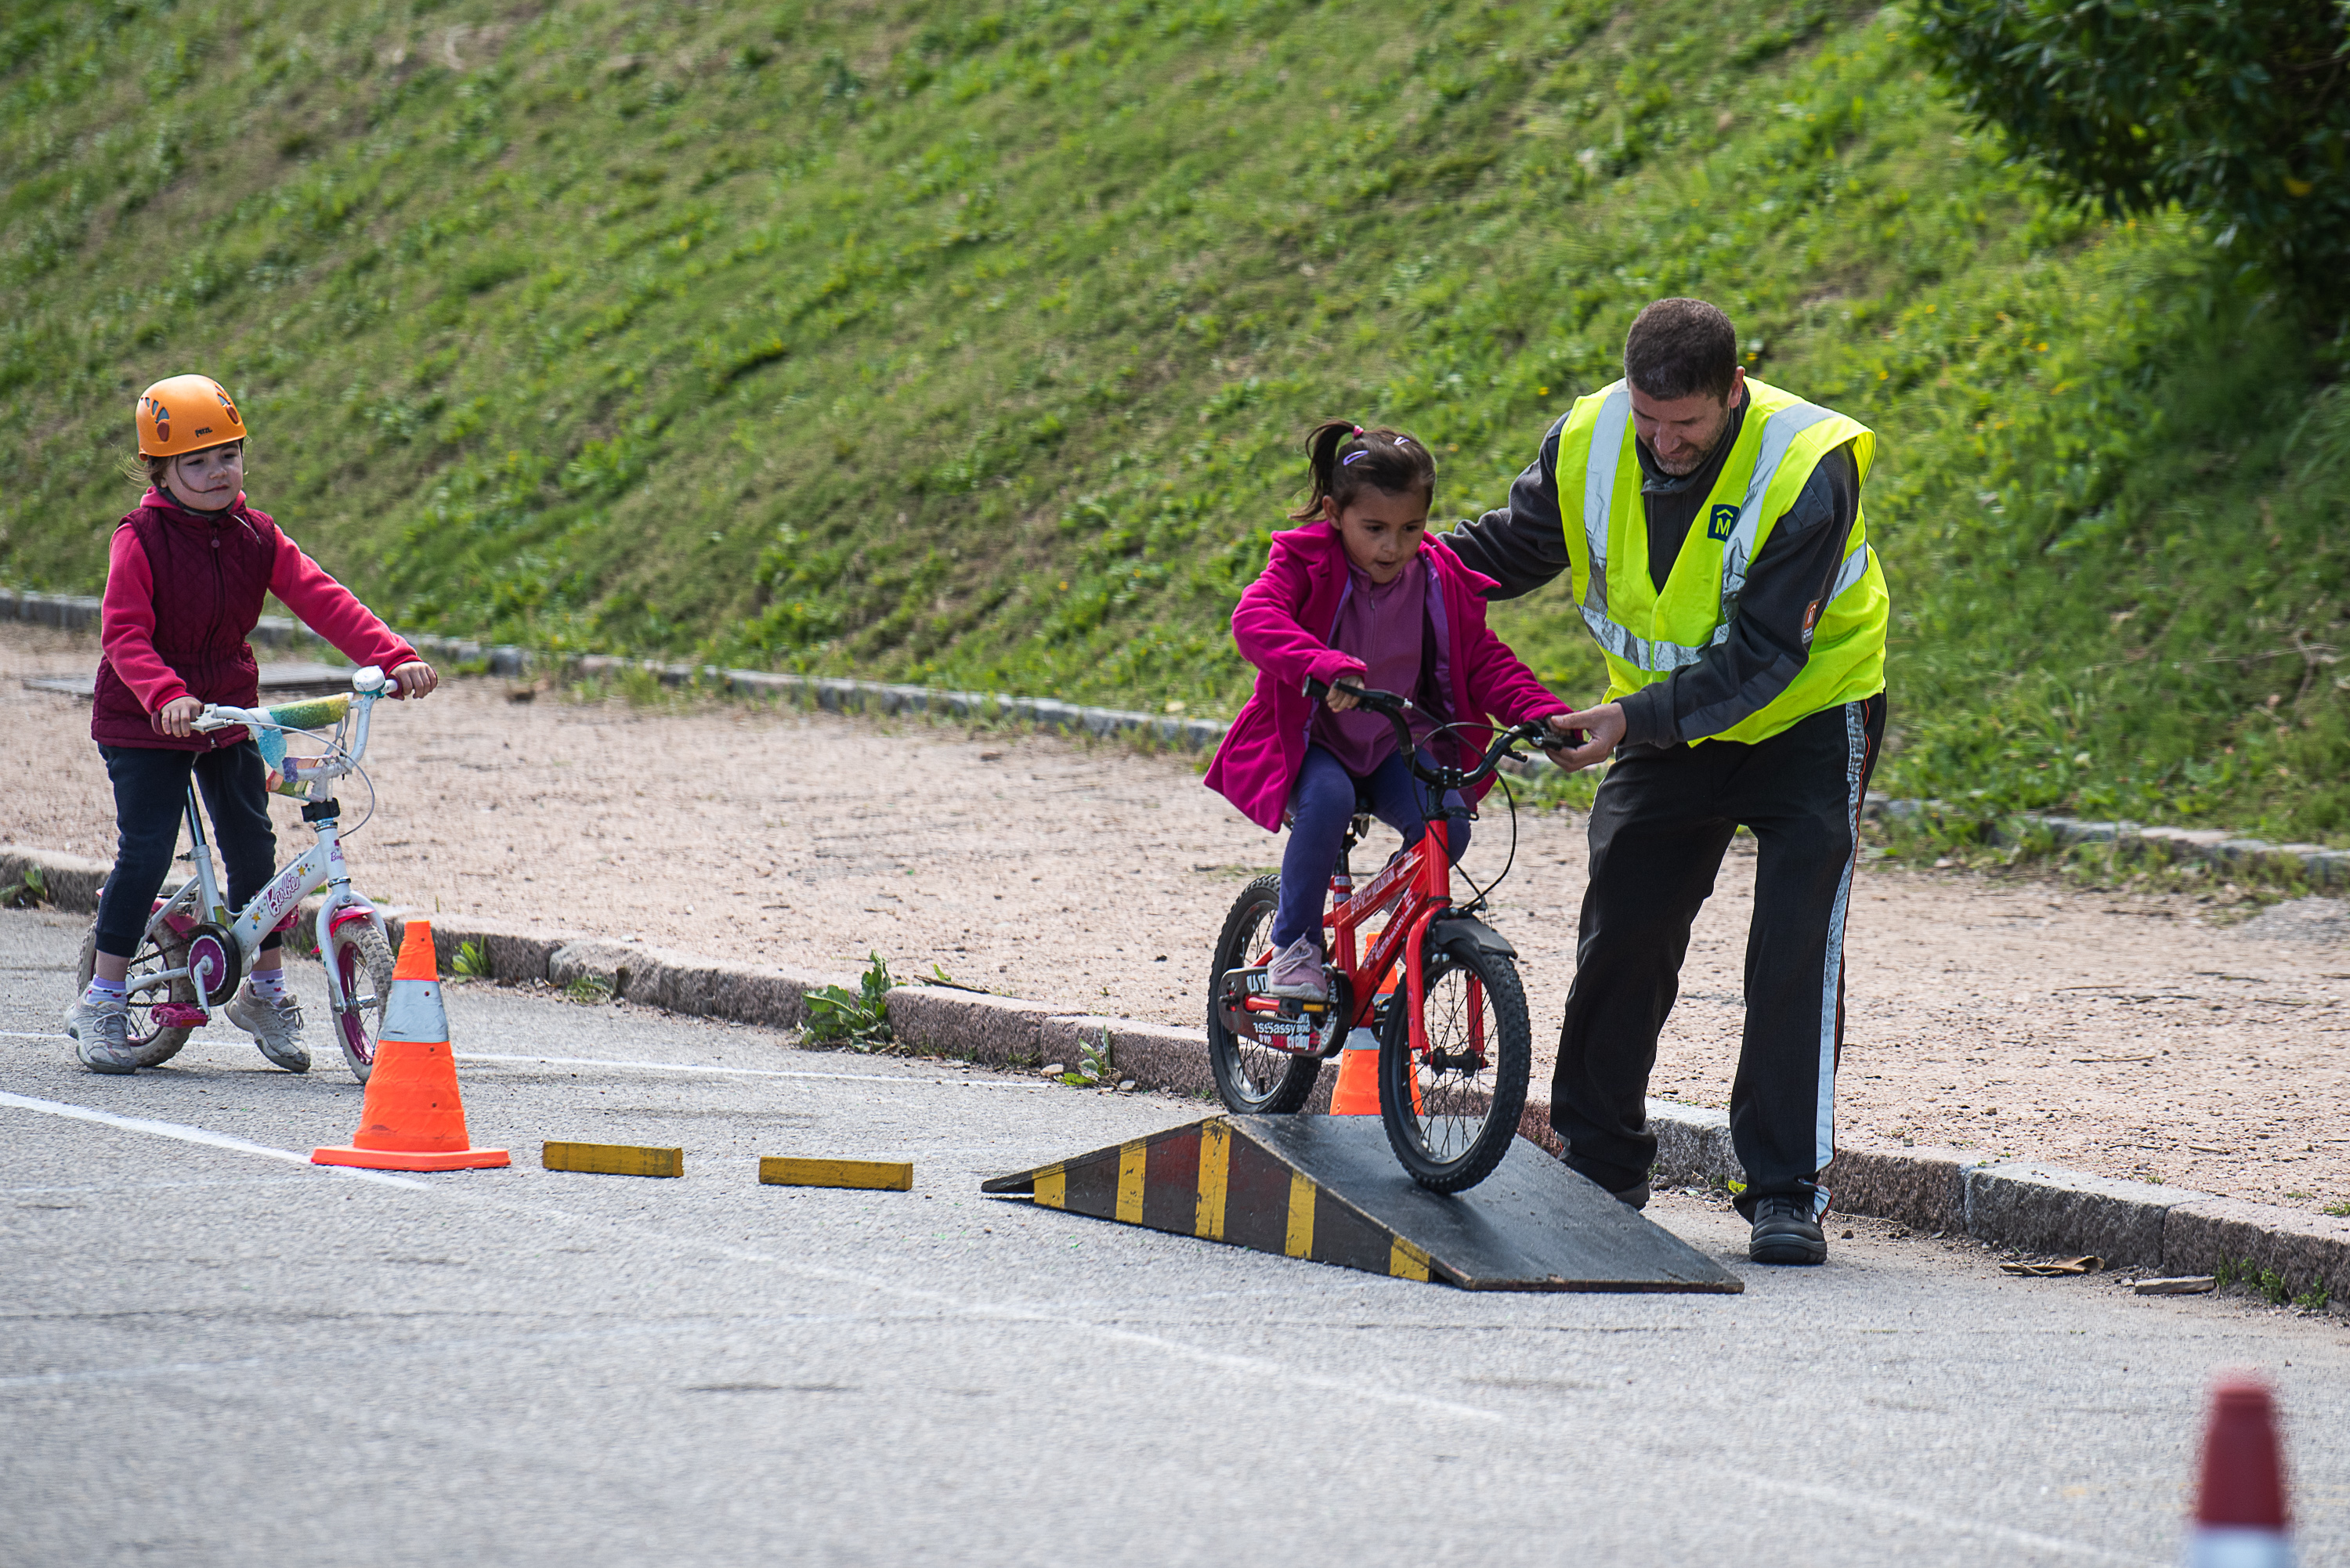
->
xmin=1272 ymin=744 xmax=1470 ymax=948
xmin=93 ymin=742 xmax=280 ymax=961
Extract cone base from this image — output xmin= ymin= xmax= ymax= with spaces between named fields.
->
xmin=312 ymin=1144 xmax=511 ymax=1171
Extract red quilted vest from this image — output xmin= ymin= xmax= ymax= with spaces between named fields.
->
xmin=91 ymin=497 xmax=281 ymax=751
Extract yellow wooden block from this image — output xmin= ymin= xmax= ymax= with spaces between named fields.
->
xmin=759 ymin=1156 xmax=913 ymax=1191
xmin=542 ymin=1140 xmax=684 ymax=1178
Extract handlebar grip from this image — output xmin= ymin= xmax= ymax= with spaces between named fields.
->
xmin=1305 ymin=679 xmax=1408 ymax=716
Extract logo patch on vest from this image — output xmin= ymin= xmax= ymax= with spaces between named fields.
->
xmin=1707 ymin=504 xmax=1741 ymax=541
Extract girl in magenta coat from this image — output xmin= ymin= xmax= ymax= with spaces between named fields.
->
xmin=1204 ymin=421 xmax=1572 ymax=999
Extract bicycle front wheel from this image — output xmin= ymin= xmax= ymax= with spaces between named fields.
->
xmin=1206 ymin=874 xmax=1322 ymax=1115
xmin=1378 ymin=934 xmax=1531 ymax=1192
xmin=327 ymin=921 xmax=396 ymax=1083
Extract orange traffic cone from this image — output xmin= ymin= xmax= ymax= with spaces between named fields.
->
xmin=1329 ymin=1026 xmax=1382 ymax=1115
xmin=313 ymin=919 xmax=509 ymax=1172
xmin=2187 ymin=1371 xmax=2293 ymax=1566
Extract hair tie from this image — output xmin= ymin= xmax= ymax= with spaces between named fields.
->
xmin=1351 ymin=425 xmax=1365 ymax=437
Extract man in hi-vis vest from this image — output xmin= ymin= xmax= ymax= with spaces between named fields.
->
xmin=1444 ymin=298 xmax=1887 ymax=1266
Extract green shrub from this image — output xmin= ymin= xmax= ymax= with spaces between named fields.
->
xmin=1912 ymin=0 xmax=2350 ymax=307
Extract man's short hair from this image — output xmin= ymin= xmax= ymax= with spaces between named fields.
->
xmin=1624 ymin=298 xmax=1739 ymax=403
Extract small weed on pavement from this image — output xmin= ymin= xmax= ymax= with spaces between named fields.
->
xmin=804 ymin=952 xmax=893 ymax=1050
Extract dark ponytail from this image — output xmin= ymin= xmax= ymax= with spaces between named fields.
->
xmin=1288 ymin=419 xmax=1439 ymax=522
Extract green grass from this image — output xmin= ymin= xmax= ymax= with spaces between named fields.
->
xmin=5 ymin=0 xmax=2348 ymax=839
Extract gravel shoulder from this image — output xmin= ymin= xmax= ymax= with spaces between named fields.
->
xmin=7 ymin=620 xmax=2347 ymax=1212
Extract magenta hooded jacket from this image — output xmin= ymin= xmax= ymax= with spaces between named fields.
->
xmin=1205 ymin=522 xmax=1570 ymax=833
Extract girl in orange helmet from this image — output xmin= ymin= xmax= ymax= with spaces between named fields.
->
xmin=66 ymin=374 xmax=438 ymax=1075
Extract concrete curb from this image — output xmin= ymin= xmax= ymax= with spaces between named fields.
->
xmin=1866 ymin=795 xmax=2350 ymax=891
xmin=19 ymin=583 xmax=2348 ymax=878
xmin=2 ymin=587 xmax=1224 ymax=754
xmin=6 ymin=839 xmax=2342 ymax=1306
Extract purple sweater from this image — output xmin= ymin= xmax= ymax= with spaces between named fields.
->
xmin=1307 ymin=555 xmax=1446 ymax=775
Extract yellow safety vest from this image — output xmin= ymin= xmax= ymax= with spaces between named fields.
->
xmin=1553 ymin=377 xmax=1889 ymax=745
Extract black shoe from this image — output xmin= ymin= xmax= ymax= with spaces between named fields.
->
xmin=1748 ymin=1194 xmax=1827 ymax=1265
xmin=1609 ymin=1180 xmax=1650 ymax=1211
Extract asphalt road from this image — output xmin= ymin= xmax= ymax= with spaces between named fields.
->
xmin=2 ymin=907 xmax=2345 ymax=1566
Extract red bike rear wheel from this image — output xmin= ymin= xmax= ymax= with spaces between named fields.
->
xmin=1205 ymin=875 xmax=1323 ymax=1115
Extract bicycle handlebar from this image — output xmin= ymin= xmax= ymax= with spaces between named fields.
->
xmin=192 ymin=665 xmax=391 ymax=785
xmin=1303 ymin=677 xmax=1581 ymax=793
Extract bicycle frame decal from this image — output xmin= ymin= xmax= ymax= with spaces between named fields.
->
xmin=230 ymin=836 xmax=335 ymax=953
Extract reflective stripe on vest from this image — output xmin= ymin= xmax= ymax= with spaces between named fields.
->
xmin=1574 ymin=383 xmax=1867 ymax=674
xmin=1554 ymin=377 xmax=1889 ymax=746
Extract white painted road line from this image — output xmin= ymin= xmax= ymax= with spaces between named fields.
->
xmin=453 ymin=1050 xmax=1058 ymax=1089
xmin=0 ymin=1089 xmax=428 ymax=1189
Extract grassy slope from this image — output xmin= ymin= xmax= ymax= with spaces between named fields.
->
xmin=4 ymin=0 xmax=2347 ymax=839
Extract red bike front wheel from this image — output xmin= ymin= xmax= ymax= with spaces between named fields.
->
xmin=1377 ymin=934 xmax=1531 ymax=1192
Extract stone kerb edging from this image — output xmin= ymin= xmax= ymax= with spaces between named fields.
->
xmin=13 ymin=583 xmax=2349 ymax=882
xmin=0 ymin=588 xmax=1224 ymax=753
xmin=5 ymin=839 xmax=2337 ymax=1308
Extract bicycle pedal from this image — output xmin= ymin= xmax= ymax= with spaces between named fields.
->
xmin=151 ymin=1003 xmax=208 ymax=1028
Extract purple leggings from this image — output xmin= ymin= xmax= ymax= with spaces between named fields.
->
xmin=1271 ymin=744 xmax=1470 ymax=948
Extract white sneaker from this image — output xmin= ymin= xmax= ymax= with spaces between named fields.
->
xmin=1265 ymin=935 xmax=1328 ymax=1000
xmin=226 ymin=984 xmax=310 ymax=1073
xmin=63 ymin=989 xmax=118 ymax=1042
xmin=75 ymin=1006 xmax=139 ymax=1074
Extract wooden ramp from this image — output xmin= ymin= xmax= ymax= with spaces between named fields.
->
xmin=982 ymin=1115 xmax=1742 ymax=1294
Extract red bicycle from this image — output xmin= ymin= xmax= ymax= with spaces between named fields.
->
xmin=1206 ymin=685 xmax=1569 ymax=1192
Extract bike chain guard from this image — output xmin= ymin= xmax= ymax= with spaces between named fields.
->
xmin=1216 ymin=966 xmax=1353 ymax=1057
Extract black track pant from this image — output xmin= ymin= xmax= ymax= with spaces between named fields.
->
xmin=93 ymin=742 xmax=279 ymax=961
xmin=1550 ymin=695 xmax=1885 ymax=1218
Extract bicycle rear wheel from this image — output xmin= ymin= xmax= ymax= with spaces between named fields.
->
xmin=1377 ymin=934 xmax=1531 ymax=1192
xmin=1206 ymin=874 xmax=1322 ymax=1115
xmin=327 ymin=921 xmax=395 ymax=1083
xmin=76 ymin=921 xmax=195 ymax=1069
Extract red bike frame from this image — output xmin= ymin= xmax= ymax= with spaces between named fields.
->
xmin=1239 ymin=815 xmax=1480 ymax=1064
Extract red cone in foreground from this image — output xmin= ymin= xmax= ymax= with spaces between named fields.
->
xmin=312 ymin=919 xmax=509 ymax=1172
xmin=2187 ymin=1371 xmax=2293 ymax=1567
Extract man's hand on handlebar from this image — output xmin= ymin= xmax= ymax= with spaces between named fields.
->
xmin=390 ymin=659 xmax=438 ymax=700
xmin=1550 ymin=702 xmax=1626 ymax=772
xmin=154 ymin=695 xmax=204 ymax=739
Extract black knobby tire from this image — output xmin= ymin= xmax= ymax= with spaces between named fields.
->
xmin=76 ymin=922 xmax=195 ymax=1070
xmin=1378 ymin=935 xmax=1531 ymax=1192
xmin=1206 ymin=874 xmax=1321 ymax=1115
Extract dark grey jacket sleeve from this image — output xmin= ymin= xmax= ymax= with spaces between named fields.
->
xmin=1440 ymin=417 xmax=1574 ymax=602
xmin=1616 ymin=444 xmax=1862 ymax=748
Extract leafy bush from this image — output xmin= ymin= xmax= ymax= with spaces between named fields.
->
xmin=1912 ymin=0 xmax=2350 ymax=305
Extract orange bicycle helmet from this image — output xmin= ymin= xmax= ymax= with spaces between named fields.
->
xmin=136 ymin=374 xmax=246 ymax=457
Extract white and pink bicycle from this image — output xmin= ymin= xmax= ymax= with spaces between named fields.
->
xmin=74 ymin=664 xmax=406 ymax=1081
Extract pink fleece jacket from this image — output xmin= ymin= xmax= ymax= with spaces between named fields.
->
xmin=1205 ymin=522 xmax=1569 ymax=832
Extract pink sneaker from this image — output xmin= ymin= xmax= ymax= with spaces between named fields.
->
xmin=1266 ymin=935 xmax=1327 ymax=1000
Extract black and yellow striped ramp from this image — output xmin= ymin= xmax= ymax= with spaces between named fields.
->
xmin=981 ymin=1115 xmax=1741 ymax=1293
